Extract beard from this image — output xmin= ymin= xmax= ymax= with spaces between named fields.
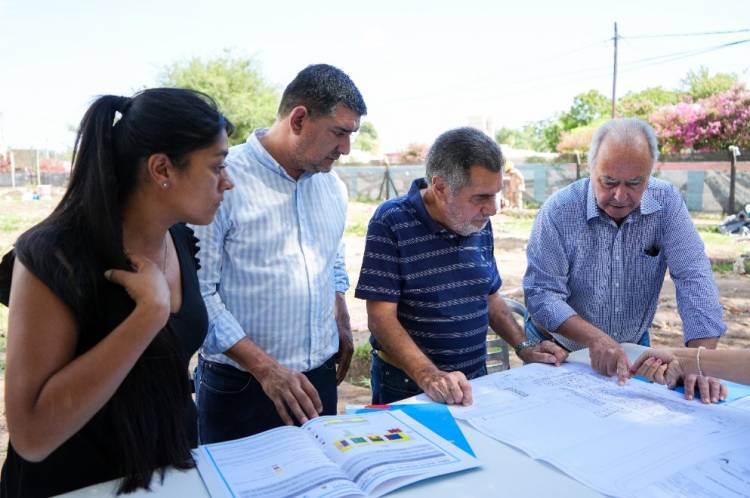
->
xmin=445 ymin=199 xmax=489 ymax=236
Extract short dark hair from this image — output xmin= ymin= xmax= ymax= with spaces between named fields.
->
xmin=425 ymin=127 xmax=504 ymax=192
xmin=278 ymin=64 xmax=367 ymax=118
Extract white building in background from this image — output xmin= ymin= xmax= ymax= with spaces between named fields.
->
xmin=499 ymin=146 xmax=558 ymax=162
xmin=467 ymin=115 xmax=495 ymax=139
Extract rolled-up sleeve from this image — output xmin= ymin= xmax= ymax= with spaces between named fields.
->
xmin=662 ymin=192 xmax=726 ymax=343
xmin=332 ymin=173 xmax=350 ymax=294
xmin=191 ymin=205 xmax=247 ymax=355
xmin=523 ymin=205 xmax=578 ymax=332
xmin=334 ymin=240 xmax=350 ymax=294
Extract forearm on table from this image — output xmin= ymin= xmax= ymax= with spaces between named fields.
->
xmin=488 ymin=293 xmax=526 ymax=346
xmin=556 ymin=315 xmax=611 ymax=346
xmin=673 ymin=348 xmax=750 ymax=385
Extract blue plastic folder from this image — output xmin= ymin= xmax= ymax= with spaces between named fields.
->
xmin=634 ymin=376 xmax=750 ymax=403
xmin=348 ymin=403 xmax=475 ymax=456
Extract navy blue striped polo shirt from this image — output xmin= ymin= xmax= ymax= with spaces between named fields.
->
xmin=355 ymin=178 xmax=502 ymax=377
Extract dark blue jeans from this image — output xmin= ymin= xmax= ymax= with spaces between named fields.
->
xmin=370 ymin=350 xmax=487 ymax=405
xmin=195 ymin=355 xmax=337 ymax=444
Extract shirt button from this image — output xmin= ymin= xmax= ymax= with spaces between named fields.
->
xmin=615 ymin=283 xmax=619 ymax=288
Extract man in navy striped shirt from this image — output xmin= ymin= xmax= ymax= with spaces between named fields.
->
xmin=523 ymin=118 xmax=725 ymax=400
xmin=356 ymin=128 xmax=567 ymax=405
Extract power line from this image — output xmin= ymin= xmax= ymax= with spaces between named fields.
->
xmin=382 ymin=33 xmax=749 ymax=106
xmin=622 ymin=28 xmax=750 ymax=40
xmin=618 ymin=38 xmax=750 ymax=73
xmin=537 ymin=38 xmax=611 ymax=63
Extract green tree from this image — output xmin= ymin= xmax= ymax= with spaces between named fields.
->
xmin=495 ymin=127 xmax=517 ymax=146
xmin=161 ymin=53 xmax=279 ymax=145
xmin=618 ymin=86 xmax=684 ymax=121
xmin=511 ymin=118 xmax=562 ymax=152
xmin=495 ymin=121 xmax=561 ymax=152
xmin=354 ymin=121 xmax=379 ymax=152
xmin=560 ymin=90 xmax=611 ymax=131
xmin=681 ymin=66 xmax=738 ymax=100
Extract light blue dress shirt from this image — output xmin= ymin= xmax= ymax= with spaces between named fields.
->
xmin=191 ymin=129 xmax=349 ymax=372
xmin=523 ymin=177 xmax=725 ymax=352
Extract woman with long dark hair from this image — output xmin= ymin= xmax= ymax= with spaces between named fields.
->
xmin=0 ymin=88 xmax=234 ymax=497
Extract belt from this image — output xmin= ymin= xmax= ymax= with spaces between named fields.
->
xmin=375 ymin=349 xmax=405 ymax=371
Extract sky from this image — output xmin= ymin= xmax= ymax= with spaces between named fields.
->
xmin=0 ymin=0 xmax=748 ymax=152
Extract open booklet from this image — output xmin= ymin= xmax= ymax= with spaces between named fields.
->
xmin=194 ymin=410 xmax=480 ymax=498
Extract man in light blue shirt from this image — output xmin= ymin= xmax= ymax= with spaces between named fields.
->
xmin=191 ymin=64 xmax=366 ymax=442
xmin=523 ymin=118 xmax=725 ymax=396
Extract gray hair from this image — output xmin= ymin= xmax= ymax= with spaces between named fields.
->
xmin=425 ymin=127 xmax=504 ymax=192
xmin=588 ymin=118 xmax=659 ymax=172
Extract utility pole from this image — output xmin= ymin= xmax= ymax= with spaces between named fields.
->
xmin=611 ymin=22 xmax=618 ymax=118
xmin=727 ymin=145 xmax=740 ymax=215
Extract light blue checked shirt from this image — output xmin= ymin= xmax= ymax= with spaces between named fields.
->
xmin=523 ymin=177 xmax=725 ymax=352
xmin=191 ymin=129 xmax=349 ymax=372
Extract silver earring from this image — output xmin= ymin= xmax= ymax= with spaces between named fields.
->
xmin=162 ymin=182 xmax=168 ymax=188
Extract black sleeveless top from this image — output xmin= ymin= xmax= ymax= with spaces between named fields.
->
xmin=0 ymin=224 xmax=208 ymax=498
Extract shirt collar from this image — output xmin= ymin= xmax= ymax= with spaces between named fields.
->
xmin=639 ymin=180 xmax=662 ymax=215
xmin=585 ymin=177 xmax=663 ymax=224
xmin=407 ymin=178 xmax=454 ymax=236
xmin=247 ymin=129 xmax=305 ymax=182
xmin=585 ymin=178 xmax=599 ymax=222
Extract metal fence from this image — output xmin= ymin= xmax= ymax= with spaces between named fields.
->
xmin=335 ymin=161 xmax=750 ymax=213
xmin=0 ymin=171 xmax=70 ymax=187
xmin=3 ymin=162 xmax=748 ymax=214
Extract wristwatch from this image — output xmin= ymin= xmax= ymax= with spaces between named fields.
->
xmin=513 ymin=338 xmax=540 ymax=355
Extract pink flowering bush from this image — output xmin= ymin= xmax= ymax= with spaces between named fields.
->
xmin=651 ymin=85 xmax=750 ymax=153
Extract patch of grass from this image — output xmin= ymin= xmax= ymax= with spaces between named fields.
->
xmin=711 ymin=261 xmax=735 ymax=273
xmin=0 ymin=193 xmax=59 ymax=253
xmin=353 ymin=341 xmax=372 ymax=362
xmin=0 ymin=216 xmax=26 ymax=234
xmin=695 ymin=224 xmax=721 ymax=233
xmin=350 ymin=376 xmax=371 ymax=389
xmin=345 ymin=342 xmax=372 ymax=386
xmin=691 ymin=212 xmax=724 ymax=222
xmin=353 ymin=196 xmax=381 ymax=205
xmin=345 ymin=220 xmax=368 ymax=237
xmin=700 ymin=232 xmax=742 ymax=249
xmin=524 ymin=200 xmax=542 ymax=209
xmin=497 ymin=209 xmax=539 ymax=233
xmin=497 ymin=216 xmax=535 ymax=232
